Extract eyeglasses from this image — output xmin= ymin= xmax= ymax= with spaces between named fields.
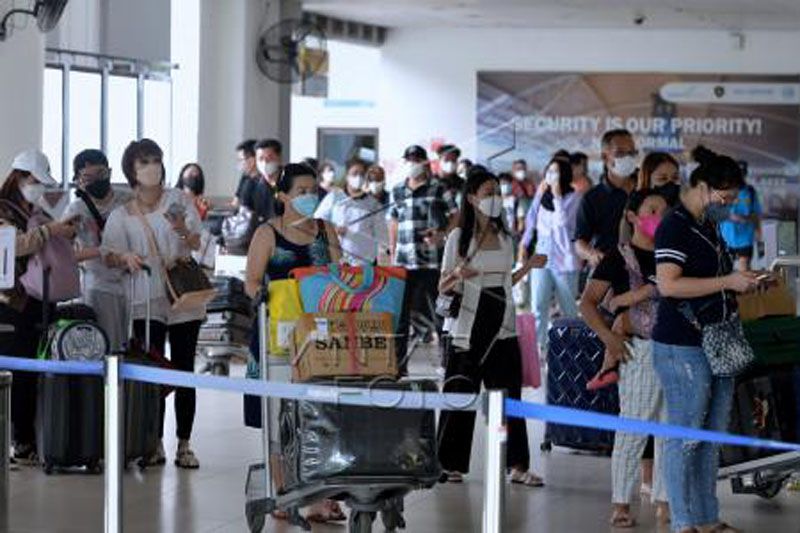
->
xmin=79 ymin=168 xmax=111 ymax=183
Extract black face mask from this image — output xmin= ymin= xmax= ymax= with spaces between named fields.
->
xmin=85 ymin=179 xmax=111 ymax=199
xmin=654 ymin=182 xmax=680 ymax=206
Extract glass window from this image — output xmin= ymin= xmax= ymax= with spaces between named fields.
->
xmin=42 ymin=68 xmax=63 ymax=181
xmin=68 ymin=71 xmax=102 ymax=179
xmin=318 ymin=128 xmax=378 ymax=172
xmin=143 ymin=78 xmax=172 ymax=179
xmin=107 ymin=75 xmax=138 ymax=183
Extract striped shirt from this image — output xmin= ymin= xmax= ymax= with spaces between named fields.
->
xmin=387 ymin=180 xmax=458 ymax=270
xmin=652 ymin=205 xmax=736 ymax=347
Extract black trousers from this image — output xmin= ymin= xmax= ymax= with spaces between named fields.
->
xmin=395 ymin=268 xmax=443 ymax=372
xmin=0 ymin=299 xmax=46 ymax=446
xmin=133 ymin=319 xmax=202 ymax=441
xmin=437 ymin=287 xmax=530 ymax=473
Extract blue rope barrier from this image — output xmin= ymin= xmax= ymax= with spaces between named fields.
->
xmin=2 ymin=355 xmax=798 ymax=453
xmin=506 ymin=398 xmax=800 ymax=452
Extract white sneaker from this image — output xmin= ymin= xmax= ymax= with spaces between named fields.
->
xmin=142 ymin=440 xmax=166 ymax=467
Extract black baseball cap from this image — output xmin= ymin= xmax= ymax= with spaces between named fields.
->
xmin=403 ymin=145 xmax=428 ymax=161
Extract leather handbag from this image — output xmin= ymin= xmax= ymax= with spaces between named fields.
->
xmin=133 ymin=202 xmax=215 ymax=313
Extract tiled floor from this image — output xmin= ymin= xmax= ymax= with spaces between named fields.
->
xmin=5 ymin=347 xmax=800 ymax=532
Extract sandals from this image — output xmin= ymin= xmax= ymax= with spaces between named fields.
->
xmin=610 ymin=509 xmax=636 ymax=528
xmin=509 ymin=469 xmax=544 ymax=487
xmin=307 ymin=500 xmax=347 ymax=523
xmin=441 ymin=470 xmax=464 ymax=483
xmin=587 ymin=365 xmax=620 ymax=391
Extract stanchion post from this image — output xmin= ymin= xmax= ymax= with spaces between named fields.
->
xmin=0 ymin=371 xmax=11 ymax=531
xmin=257 ymin=295 xmax=273 ymax=500
xmin=104 ymin=355 xmax=122 ymax=533
xmin=482 ymin=389 xmax=507 ymax=533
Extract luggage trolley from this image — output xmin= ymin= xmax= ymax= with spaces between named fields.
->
xmin=717 ymin=256 xmax=800 ymax=499
xmin=244 ymin=282 xmax=441 ymax=533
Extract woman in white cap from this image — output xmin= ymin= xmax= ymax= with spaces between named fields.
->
xmin=0 ymin=149 xmax=77 ymax=464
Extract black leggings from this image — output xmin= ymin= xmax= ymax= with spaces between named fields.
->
xmin=437 ymin=287 xmax=530 ymax=473
xmin=133 ymin=319 xmax=202 ymax=441
xmin=0 ymin=299 xmax=46 ymax=446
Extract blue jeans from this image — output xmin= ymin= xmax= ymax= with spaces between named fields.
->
xmin=652 ymin=342 xmax=734 ymax=531
xmin=529 ymin=268 xmax=579 ymax=350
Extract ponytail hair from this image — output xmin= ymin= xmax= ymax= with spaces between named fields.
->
xmin=689 ymin=145 xmax=743 ymax=190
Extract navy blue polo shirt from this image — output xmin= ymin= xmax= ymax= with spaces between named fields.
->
xmin=574 ymin=177 xmax=632 ymax=253
xmin=652 ymin=204 xmax=736 ymax=347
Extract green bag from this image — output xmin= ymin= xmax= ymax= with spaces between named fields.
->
xmin=742 ymin=316 xmax=800 ymax=368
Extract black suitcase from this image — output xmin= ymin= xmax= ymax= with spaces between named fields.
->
xmin=36 ymin=374 xmax=104 ymax=474
xmin=205 ymin=310 xmax=252 ymax=330
xmin=197 ymin=324 xmax=250 ymax=345
xmin=542 ymin=318 xmax=619 ymax=454
xmin=720 ymin=364 xmax=800 ymax=467
xmin=278 ymin=380 xmax=440 ymax=494
xmin=124 ymin=360 xmax=162 ymax=468
xmin=207 ymin=276 xmax=252 ymax=315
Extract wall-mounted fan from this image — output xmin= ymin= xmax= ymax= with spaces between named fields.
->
xmin=255 ymin=18 xmax=327 ymax=84
xmin=0 ymin=0 xmax=68 ymax=41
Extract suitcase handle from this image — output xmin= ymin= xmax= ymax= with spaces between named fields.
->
xmin=128 ymin=265 xmax=153 ymax=350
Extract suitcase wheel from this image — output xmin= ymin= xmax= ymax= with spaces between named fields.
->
xmin=349 ymin=511 xmax=375 ymax=533
xmin=540 ymin=441 xmax=552 ymax=453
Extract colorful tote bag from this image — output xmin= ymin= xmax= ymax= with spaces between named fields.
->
xmin=267 ymin=278 xmax=304 ymax=356
xmin=291 ymin=264 xmax=406 ymax=329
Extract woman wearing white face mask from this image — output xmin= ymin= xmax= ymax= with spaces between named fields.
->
xmin=330 ymin=159 xmax=388 ymax=265
xmin=0 ymin=149 xmax=77 ymax=464
xmin=437 ymin=167 xmax=547 ymax=486
xmin=104 ymin=139 xmax=206 ymax=469
xmin=366 ymin=164 xmax=389 ymax=206
xmin=519 ymin=154 xmax=583 ymax=354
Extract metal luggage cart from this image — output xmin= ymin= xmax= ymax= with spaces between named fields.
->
xmin=244 ymin=286 xmax=440 ymax=532
xmin=716 ymin=256 xmax=800 ymax=498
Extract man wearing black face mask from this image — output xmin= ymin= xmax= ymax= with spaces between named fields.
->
xmin=63 ymin=149 xmax=132 ymax=351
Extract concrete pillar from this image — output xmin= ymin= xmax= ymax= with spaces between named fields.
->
xmin=0 ymin=24 xmax=44 ymax=174
xmin=196 ymin=0 xmax=298 ymax=197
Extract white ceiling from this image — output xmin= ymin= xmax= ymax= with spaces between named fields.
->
xmin=303 ymin=0 xmax=800 ymax=31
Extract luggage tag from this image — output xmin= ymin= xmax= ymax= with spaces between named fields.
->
xmin=310 ymin=317 xmax=329 ymax=342
xmin=277 ymin=321 xmax=297 ymax=349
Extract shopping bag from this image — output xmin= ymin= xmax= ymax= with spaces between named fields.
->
xmin=291 ymin=263 xmax=406 ymax=329
xmin=268 ymin=279 xmax=303 ymax=356
xmin=516 ymin=313 xmax=541 ymax=389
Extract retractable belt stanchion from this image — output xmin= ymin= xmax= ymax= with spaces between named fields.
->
xmin=104 ymin=355 xmax=122 ymax=533
xmin=482 ymin=389 xmax=507 ymax=533
xmin=0 ymin=371 xmax=11 ymax=531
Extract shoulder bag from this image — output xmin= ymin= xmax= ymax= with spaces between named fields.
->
xmin=131 ymin=201 xmax=215 ymax=313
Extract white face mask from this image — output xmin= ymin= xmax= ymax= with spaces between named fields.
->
xmin=321 ymin=168 xmax=335 ymax=185
xmin=368 ymin=181 xmax=385 ymax=195
xmin=20 ymin=182 xmax=45 ymax=204
xmin=136 ymin=163 xmax=162 ymax=187
xmin=500 ymin=183 xmax=513 ymax=196
xmin=257 ymin=160 xmax=279 ymax=177
xmin=545 ymin=167 xmax=560 ymax=186
xmin=477 ymin=195 xmax=503 ymax=218
xmin=440 ymin=161 xmax=456 ymax=175
xmin=347 ymin=174 xmax=365 ymax=191
xmin=611 ymin=155 xmax=637 ymax=178
xmin=406 ymin=161 xmax=426 ymax=180
xmin=513 ymin=169 xmax=527 ymax=181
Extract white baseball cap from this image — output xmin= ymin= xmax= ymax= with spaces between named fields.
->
xmin=11 ymin=149 xmax=57 ymax=186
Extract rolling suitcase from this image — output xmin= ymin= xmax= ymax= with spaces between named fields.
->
xmin=35 ymin=268 xmax=107 ymax=474
xmin=205 ymin=310 xmax=252 ymax=330
xmin=197 ymin=325 xmax=250 ymax=345
xmin=208 ymin=275 xmax=252 ymax=315
xmin=542 ymin=317 xmax=619 ymax=454
xmin=123 ymin=268 xmax=163 ymax=468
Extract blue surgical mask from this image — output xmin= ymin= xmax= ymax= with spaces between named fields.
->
xmin=291 ymin=193 xmax=319 ymax=217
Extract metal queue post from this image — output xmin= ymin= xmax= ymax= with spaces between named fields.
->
xmin=104 ymin=355 xmax=122 ymax=533
xmin=482 ymin=390 xmax=507 ymax=533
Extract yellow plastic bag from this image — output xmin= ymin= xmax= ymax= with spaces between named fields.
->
xmin=268 ymin=279 xmax=303 ymax=356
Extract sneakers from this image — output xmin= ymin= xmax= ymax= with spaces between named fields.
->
xmin=142 ymin=441 xmax=166 ymax=467
xmin=175 ymin=440 xmax=199 ymax=469
xmin=12 ymin=443 xmax=38 ymax=466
